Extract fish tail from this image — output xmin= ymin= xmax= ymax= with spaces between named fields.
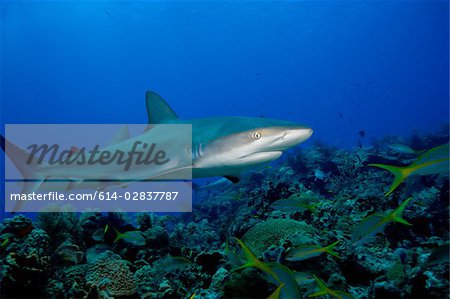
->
xmin=324 ymin=240 xmax=341 ymax=259
xmin=233 ymin=238 xmax=259 ymax=266
xmin=1 ymin=239 xmax=9 ymax=247
xmin=233 ymin=238 xmax=281 ymax=283
xmin=232 ymin=262 xmax=255 ymax=272
xmin=1 ymin=134 xmax=46 ymax=212
xmin=113 ymin=227 xmax=122 ymax=243
xmin=390 ymin=197 xmax=413 ymax=226
xmin=308 ymin=275 xmax=329 ymax=298
xmin=368 ymin=163 xmax=409 ymax=196
xmin=268 ymin=283 xmax=285 ymax=299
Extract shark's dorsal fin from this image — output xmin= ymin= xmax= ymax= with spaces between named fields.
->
xmin=145 ymin=90 xmax=178 ymax=124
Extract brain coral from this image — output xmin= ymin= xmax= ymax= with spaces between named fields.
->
xmin=86 ymin=253 xmax=136 ymax=297
xmin=241 ymin=219 xmax=316 ymax=257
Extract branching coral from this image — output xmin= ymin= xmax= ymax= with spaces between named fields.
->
xmin=37 ymin=212 xmax=79 ymax=248
xmin=328 ymin=147 xmax=370 ymax=196
xmin=1 ymin=228 xmax=51 ymax=298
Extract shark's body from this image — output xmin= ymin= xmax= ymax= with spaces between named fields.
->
xmin=2 ymin=90 xmax=313 ymax=196
xmin=145 ymin=91 xmax=313 ymax=182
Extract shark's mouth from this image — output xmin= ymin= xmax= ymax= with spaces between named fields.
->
xmin=238 ymin=151 xmax=282 ymax=163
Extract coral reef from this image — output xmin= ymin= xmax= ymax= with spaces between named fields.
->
xmin=241 ymin=219 xmax=317 ymax=257
xmin=1 ymin=221 xmax=51 ymax=298
xmin=0 ymin=129 xmax=448 ymax=298
xmin=86 ymin=251 xmax=136 ymax=297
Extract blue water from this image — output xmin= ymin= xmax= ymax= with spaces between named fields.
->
xmin=1 ymin=1 xmax=448 ymax=143
xmin=0 ymin=1 xmax=448 ymax=217
xmin=0 ymin=2 xmax=449 ymax=298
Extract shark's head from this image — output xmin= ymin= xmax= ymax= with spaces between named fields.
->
xmin=192 ymin=117 xmax=313 ymax=172
xmin=145 ymin=91 xmax=313 ymax=179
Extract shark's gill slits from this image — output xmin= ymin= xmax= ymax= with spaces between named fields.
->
xmin=191 ymin=144 xmax=197 ymax=160
xmin=198 ymin=143 xmax=203 ymax=158
xmin=192 ymin=143 xmax=204 ymax=160
xmin=186 ymin=144 xmax=193 ymax=159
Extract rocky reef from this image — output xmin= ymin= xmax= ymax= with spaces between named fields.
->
xmin=0 ymin=128 xmax=448 ymax=298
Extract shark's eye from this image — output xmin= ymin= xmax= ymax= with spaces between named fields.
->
xmin=252 ymin=131 xmax=262 ymax=140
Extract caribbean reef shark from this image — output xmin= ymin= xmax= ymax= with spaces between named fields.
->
xmin=1 ymin=90 xmax=313 ymax=195
xmin=144 ymin=91 xmax=313 ymax=182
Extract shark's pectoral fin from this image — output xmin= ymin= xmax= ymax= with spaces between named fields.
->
xmin=145 ymin=90 xmax=179 ymax=124
xmin=224 ymin=175 xmax=241 ymax=184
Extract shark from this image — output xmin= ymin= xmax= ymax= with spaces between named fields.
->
xmin=1 ymin=90 xmax=313 ymax=197
xmin=144 ymin=90 xmax=313 ymax=182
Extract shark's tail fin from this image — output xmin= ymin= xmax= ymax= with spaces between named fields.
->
xmin=1 ymin=134 xmax=44 ymax=179
xmin=1 ymin=134 xmax=45 ymax=212
xmin=368 ymin=163 xmax=409 ymax=196
xmin=145 ymin=90 xmax=179 ymax=125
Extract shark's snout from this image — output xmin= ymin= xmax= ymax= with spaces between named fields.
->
xmin=280 ymin=126 xmax=313 ymax=148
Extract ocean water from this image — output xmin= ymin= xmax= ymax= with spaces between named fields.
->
xmin=2 ymin=1 xmax=448 ymax=140
xmin=0 ymin=1 xmax=449 ymax=298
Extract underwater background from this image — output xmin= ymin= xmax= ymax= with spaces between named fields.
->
xmin=0 ymin=1 xmax=449 ymax=298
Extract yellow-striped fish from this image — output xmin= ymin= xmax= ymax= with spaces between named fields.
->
xmin=308 ymin=275 xmax=355 ymax=299
xmin=351 ymin=197 xmax=413 ymax=245
xmin=271 ymin=198 xmax=320 ymax=214
xmin=232 ymin=238 xmax=281 ymax=283
xmin=285 ymin=241 xmax=340 ymax=261
xmin=267 ymin=283 xmax=285 ymax=299
xmin=113 ymin=227 xmax=146 ymax=246
xmin=370 ymin=144 xmax=449 ymax=196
